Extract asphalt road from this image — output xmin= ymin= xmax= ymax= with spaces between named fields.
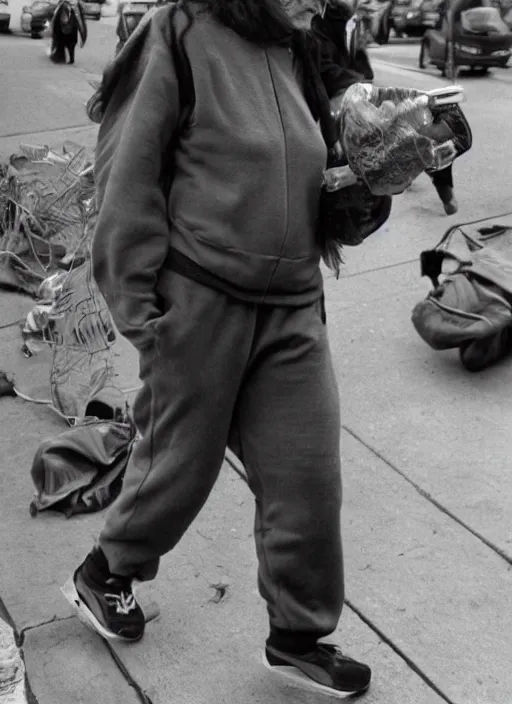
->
xmin=369 ymin=33 xmax=512 ymax=82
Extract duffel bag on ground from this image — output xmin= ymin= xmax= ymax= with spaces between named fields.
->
xmin=411 ymin=220 xmax=512 ymax=371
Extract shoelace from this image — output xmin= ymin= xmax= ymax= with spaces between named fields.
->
xmin=104 ymin=591 xmax=137 ymax=616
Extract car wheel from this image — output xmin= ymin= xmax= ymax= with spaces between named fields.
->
xmin=31 ymin=31 xmax=43 ymax=38
xmin=0 ymin=19 xmax=10 ymax=32
xmin=419 ymin=38 xmax=430 ymax=68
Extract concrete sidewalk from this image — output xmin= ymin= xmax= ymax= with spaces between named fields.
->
xmin=1 ymin=31 xmax=512 ymax=704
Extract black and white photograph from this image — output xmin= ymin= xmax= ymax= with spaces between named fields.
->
xmin=0 ymin=0 xmax=511 ymax=702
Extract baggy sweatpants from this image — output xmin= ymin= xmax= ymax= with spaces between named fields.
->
xmin=99 ymin=270 xmax=344 ymax=637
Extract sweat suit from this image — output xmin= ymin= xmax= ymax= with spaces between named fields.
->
xmin=92 ymin=5 xmax=346 ymax=643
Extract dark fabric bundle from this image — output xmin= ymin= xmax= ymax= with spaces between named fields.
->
xmin=30 ymin=419 xmax=136 ymax=518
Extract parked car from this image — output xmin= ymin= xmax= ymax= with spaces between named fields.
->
xmin=82 ymin=0 xmax=103 ymax=20
xmin=390 ymin=0 xmax=427 ymax=37
xmin=20 ymin=0 xmax=57 ymax=37
xmin=419 ymin=4 xmax=512 ymax=73
xmin=0 ymin=0 xmax=10 ymax=32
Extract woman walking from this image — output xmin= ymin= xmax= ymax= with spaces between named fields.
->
xmin=64 ymin=0 xmax=372 ymax=698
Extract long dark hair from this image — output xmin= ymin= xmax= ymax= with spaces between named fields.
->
xmin=197 ymin=0 xmax=298 ymax=45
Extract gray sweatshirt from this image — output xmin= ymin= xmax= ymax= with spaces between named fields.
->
xmin=92 ymin=5 xmax=327 ymax=350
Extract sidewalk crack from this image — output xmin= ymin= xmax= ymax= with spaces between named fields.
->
xmin=105 ymin=643 xmax=154 ymax=704
xmin=346 ymin=599 xmax=460 ymax=704
xmin=1 ymin=124 xmax=93 ymax=140
xmin=19 ymin=615 xmax=75 ymax=646
xmin=326 ymin=257 xmax=418 ymax=281
xmin=342 ymin=424 xmax=512 ymax=567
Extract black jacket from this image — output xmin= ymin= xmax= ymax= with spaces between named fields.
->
xmin=312 ymin=4 xmax=374 ymax=83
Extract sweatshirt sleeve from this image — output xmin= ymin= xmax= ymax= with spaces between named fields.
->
xmin=91 ymin=10 xmax=181 ymax=351
xmin=313 ymin=27 xmax=364 ymax=100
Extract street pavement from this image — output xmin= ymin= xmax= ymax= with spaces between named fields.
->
xmin=1 ymin=21 xmax=512 ymax=704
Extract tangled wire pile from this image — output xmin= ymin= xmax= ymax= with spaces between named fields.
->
xmin=0 ymin=143 xmax=95 ymax=295
xmin=0 ymin=143 xmax=125 ymax=423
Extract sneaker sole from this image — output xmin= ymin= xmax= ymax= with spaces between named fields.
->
xmin=61 ymin=577 xmax=143 ymax=643
xmin=262 ymin=651 xmax=370 ymax=700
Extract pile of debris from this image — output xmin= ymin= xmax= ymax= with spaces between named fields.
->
xmin=0 ymin=141 xmax=95 ymax=295
xmin=0 ymin=142 xmax=137 ymax=518
xmin=0 ymin=142 xmax=126 ymax=421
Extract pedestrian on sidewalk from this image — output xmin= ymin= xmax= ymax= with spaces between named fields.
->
xmin=64 ymin=0 xmax=372 ymax=698
xmin=312 ymin=0 xmax=375 ymax=80
xmin=313 ymin=0 xmax=459 ymax=215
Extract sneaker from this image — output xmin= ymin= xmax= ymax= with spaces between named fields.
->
xmin=61 ymin=551 xmax=145 ymax=642
xmin=263 ymin=642 xmax=371 ymax=699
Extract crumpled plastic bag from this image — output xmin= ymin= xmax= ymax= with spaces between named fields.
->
xmin=337 ymin=84 xmax=462 ymax=196
xmin=29 ymin=419 xmax=136 ymax=518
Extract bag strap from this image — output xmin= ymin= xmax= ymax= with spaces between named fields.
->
xmin=161 ymin=2 xmax=195 ymax=194
xmin=168 ymin=2 xmax=195 ymax=135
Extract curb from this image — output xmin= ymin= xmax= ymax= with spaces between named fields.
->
xmin=0 ymin=619 xmax=27 ymax=704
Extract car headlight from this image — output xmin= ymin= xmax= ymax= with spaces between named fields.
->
xmin=406 ymin=11 xmax=419 ymax=17
xmin=455 ymin=44 xmax=481 ymax=55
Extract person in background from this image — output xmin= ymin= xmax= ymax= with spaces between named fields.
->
xmin=312 ymin=0 xmax=374 ymax=79
xmin=313 ymin=0 xmax=459 ymax=214
xmin=63 ymin=0 xmax=372 ymax=698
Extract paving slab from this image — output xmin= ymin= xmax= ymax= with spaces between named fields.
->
xmin=108 ymin=465 xmax=446 ymax=704
xmin=340 ymin=428 xmax=512 ymax=704
xmin=22 ymin=617 xmax=140 ymax=704
xmin=324 ymin=261 xmax=512 ymax=561
xmin=2 ymin=49 xmax=95 ymax=137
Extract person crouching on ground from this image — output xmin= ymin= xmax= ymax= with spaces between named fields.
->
xmin=63 ymin=0 xmax=372 ymax=698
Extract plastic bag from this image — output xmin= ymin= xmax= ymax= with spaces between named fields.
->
xmin=340 ymin=83 xmax=435 ymax=195
xmin=338 ymin=83 xmax=449 ymax=195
